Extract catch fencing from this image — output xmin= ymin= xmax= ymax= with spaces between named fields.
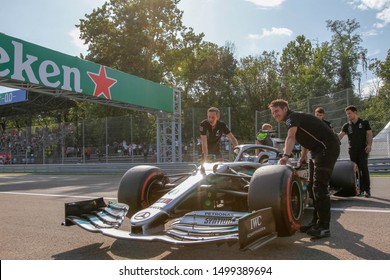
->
xmin=1 ymin=89 xmax=389 ymax=165
xmin=255 ymin=89 xmax=390 ymax=159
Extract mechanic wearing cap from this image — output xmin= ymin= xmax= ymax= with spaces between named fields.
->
xmin=269 ymin=99 xmax=340 ymax=238
xmin=256 ymin=123 xmax=274 ymax=147
xmin=200 ymin=107 xmax=238 ymax=161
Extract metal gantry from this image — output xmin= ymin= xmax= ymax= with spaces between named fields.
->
xmin=156 ymin=89 xmax=182 ymax=162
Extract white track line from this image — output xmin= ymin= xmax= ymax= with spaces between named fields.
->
xmin=0 ymin=191 xmax=116 ymax=200
xmin=331 ymin=207 xmax=390 ymax=213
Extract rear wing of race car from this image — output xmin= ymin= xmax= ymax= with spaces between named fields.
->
xmin=62 ymin=198 xmax=277 ymax=251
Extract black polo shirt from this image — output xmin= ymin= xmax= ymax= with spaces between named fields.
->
xmin=285 ymin=110 xmax=338 ymax=152
xmin=341 ymin=118 xmax=371 ymax=150
xmin=323 ymin=119 xmax=332 ymax=129
xmin=200 ymin=119 xmax=231 ymax=155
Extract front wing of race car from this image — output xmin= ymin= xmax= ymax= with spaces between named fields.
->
xmin=63 ymin=198 xmax=277 ymax=251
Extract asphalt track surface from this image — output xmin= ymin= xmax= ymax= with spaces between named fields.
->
xmin=0 ymin=173 xmax=389 ymax=260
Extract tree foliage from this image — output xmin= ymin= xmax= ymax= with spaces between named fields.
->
xmin=326 ymin=19 xmax=368 ymax=93
xmin=362 ymin=49 xmax=390 ymax=134
xmin=3 ymin=0 xmax=387 ymax=151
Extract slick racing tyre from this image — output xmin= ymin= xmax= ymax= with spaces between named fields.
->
xmin=118 ymin=165 xmax=167 ymax=217
xmin=248 ymin=165 xmax=304 ymax=237
xmin=330 ymin=160 xmax=359 ymax=197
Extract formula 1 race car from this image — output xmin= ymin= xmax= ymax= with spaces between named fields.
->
xmin=63 ymin=144 xmax=359 ymax=250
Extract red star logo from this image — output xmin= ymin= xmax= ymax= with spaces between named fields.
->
xmin=87 ymin=66 xmax=117 ymax=100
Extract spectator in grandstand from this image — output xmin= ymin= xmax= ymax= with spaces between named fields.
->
xmin=200 ymin=107 xmax=238 ymax=161
xmin=269 ymin=99 xmax=340 ymax=238
xmin=338 ymin=105 xmax=373 ymax=198
xmin=96 ymin=148 xmax=103 ymax=162
xmin=85 ymin=148 xmax=91 ymax=160
xmin=143 ymin=145 xmax=149 ymax=162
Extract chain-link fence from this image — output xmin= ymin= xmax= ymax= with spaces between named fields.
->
xmin=255 ymin=89 xmax=390 ymax=158
xmin=0 ymin=115 xmax=159 ymax=164
xmin=1 ymin=89 xmax=389 ymax=165
xmin=0 ymin=107 xmax=236 ymax=164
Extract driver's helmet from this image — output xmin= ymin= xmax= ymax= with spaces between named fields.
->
xmin=256 ymin=132 xmax=268 ymax=141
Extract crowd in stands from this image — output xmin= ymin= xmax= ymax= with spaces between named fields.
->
xmin=0 ymin=127 xmax=162 ymax=164
xmin=1 ymin=125 xmax=211 ymax=164
xmin=0 ymin=129 xmax=37 ymax=163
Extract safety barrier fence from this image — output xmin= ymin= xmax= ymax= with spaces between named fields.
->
xmin=0 ymin=158 xmax=389 ymax=175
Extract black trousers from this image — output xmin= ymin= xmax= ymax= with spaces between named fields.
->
xmin=349 ymin=149 xmax=370 ymax=193
xmin=307 ymin=159 xmax=317 ymax=222
xmin=311 ymin=143 xmax=340 ymax=228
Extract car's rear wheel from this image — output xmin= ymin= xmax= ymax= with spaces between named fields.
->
xmin=117 ymin=165 xmax=167 ymax=217
xmin=248 ymin=165 xmax=304 ymax=237
xmin=330 ymin=160 xmax=359 ymax=197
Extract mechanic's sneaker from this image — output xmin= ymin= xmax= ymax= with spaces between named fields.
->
xmin=300 ymin=221 xmax=317 ymax=233
xmin=306 ymin=225 xmax=330 ymax=238
xmin=365 ymin=192 xmax=371 ymax=198
xmin=357 ymin=192 xmax=365 ymax=197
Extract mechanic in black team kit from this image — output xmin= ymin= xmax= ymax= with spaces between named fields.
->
xmin=200 ymin=107 xmax=238 ymax=161
xmin=338 ymin=105 xmax=373 ymax=197
xmin=301 ymin=106 xmax=336 ymax=233
xmin=314 ymin=107 xmax=333 ymax=130
xmin=269 ymin=99 xmax=340 ymax=238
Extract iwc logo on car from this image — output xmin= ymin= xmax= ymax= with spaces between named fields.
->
xmin=250 ymin=215 xmax=263 ymax=230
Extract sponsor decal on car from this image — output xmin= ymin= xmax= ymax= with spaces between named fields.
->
xmin=204 ymin=217 xmax=235 ymax=225
xmin=133 ymin=211 xmax=151 ymax=220
xmin=239 ymin=208 xmax=276 ymax=250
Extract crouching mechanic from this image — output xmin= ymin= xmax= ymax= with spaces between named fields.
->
xmin=269 ymin=99 xmax=340 ymax=238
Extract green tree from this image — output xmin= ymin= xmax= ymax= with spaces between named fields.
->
xmin=362 ymin=49 xmax=390 ymax=135
xmin=78 ymin=0 xmax=204 ymax=145
xmin=280 ymin=35 xmax=314 ymax=102
xmin=234 ymin=51 xmax=280 ymax=140
xmin=179 ymin=42 xmax=239 ymax=142
xmin=326 ymin=19 xmax=368 ymax=93
xmin=79 ymin=0 xmax=188 ymax=83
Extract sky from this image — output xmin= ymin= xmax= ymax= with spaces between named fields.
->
xmin=1 ymin=0 xmax=389 ymax=94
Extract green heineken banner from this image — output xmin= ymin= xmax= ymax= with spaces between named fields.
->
xmin=0 ymin=33 xmax=173 ymax=112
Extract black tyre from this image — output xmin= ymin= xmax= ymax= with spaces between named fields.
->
xmin=248 ymin=165 xmax=304 ymax=237
xmin=330 ymin=160 xmax=359 ymax=197
xmin=117 ymin=165 xmax=166 ymax=217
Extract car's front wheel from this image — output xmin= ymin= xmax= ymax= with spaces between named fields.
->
xmin=248 ymin=165 xmax=304 ymax=237
xmin=117 ymin=165 xmax=167 ymax=217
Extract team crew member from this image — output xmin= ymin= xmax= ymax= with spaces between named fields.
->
xmin=314 ymin=107 xmax=332 ymax=129
xmin=301 ymin=107 xmax=334 ymax=233
xmin=269 ymin=99 xmax=340 ymax=238
xmin=200 ymin=107 xmax=238 ymax=161
xmin=338 ymin=105 xmax=373 ymax=197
